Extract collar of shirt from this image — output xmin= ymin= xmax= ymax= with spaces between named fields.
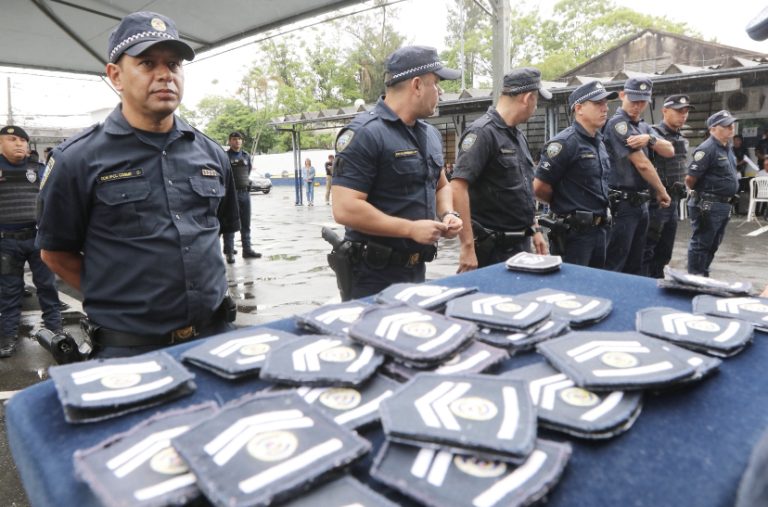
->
xmin=615 ymin=107 xmax=642 ymax=126
xmin=103 ymin=104 xmax=196 ymax=140
xmin=572 ymin=120 xmax=602 ymax=145
xmin=657 ymin=122 xmax=679 ymax=137
xmin=486 ymin=106 xmax=520 ymax=134
xmin=375 ymin=97 xmax=429 ymax=133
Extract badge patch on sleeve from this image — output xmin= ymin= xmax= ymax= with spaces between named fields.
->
xmin=693 ymin=151 xmax=705 ymax=162
xmin=98 ymin=168 xmax=144 ymax=183
xmin=336 ymin=130 xmax=355 ymax=152
xmin=614 ymin=121 xmax=628 ymax=136
xmin=546 ymin=143 xmax=562 ymax=158
xmin=461 ymin=133 xmax=478 ymax=152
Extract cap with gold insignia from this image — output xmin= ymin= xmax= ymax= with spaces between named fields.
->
xmin=567 ymin=81 xmax=618 ymax=110
xmin=0 ymin=125 xmax=29 ymax=141
xmin=108 ymin=11 xmax=195 ymax=63
xmin=501 ymin=67 xmax=552 ymax=99
xmin=707 ymin=109 xmax=737 ymax=128
xmin=623 ymin=77 xmax=653 ymax=102
xmin=663 ymin=94 xmax=696 ymax=110
xmin=385 ymin=45 xmax=460 ymax=86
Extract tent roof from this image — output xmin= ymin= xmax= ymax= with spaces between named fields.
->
xmin=3 ymin=0 xmax=363 ymax=75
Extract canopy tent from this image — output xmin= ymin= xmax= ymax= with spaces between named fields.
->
xmin=1 ymin=0 xmax=366 ymax=75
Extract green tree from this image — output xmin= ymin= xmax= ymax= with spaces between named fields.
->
xmin=441 ymin=0 xmax=493 ymax=92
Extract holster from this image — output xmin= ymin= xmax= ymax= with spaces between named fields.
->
xmin=0 ymin=250 xmax=24 ymax=276
xmin=669 ymin=182 xmax=688 ymax=200
xmin=326 ymin=241 xmax=361 ymax=302
xmin=538 ymin=215 xmax=569 ymax=256
xmin=647 ymin=216 xmax=664 ymax=243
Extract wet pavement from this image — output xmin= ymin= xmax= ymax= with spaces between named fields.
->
xmin=1 ymin=185 xmax=766 ymax=505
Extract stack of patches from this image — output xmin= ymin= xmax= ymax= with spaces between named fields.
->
xmin=658 ymin=267 xmax=753 ymax=297
xmin=516 ymin=288 xmax=613 ymax=328
xmin=374 ymin=282 xmax=477 ymax=312
xmin=49 ymin=351 xmax=196 ymax=424
xmin=504 ymin=251 xmax=563 ymax=273
xmin=693 ymin=294 xmax=768 ymax=334
xmin=445 ymin=292 xmax=569 ymax=351
xmin=372 ymin=372 xmax=572 ymax=506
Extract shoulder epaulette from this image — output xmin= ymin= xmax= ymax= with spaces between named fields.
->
xmin=56 ymin=123 xmax=100 ymax=152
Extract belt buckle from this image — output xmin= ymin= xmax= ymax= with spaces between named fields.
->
xmin=406 ymin=252 xmax=421 ymax=267
xmin=171 ymin=325 xmax=197 ymax=343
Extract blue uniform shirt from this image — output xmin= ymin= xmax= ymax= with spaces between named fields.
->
xmin=452 ymin=107 xmax=536 ymax=231
xmin=535 ymin=121 xmax=611 ymax=216
xmin=687 ymin=136 xmax=739 ymax=196
xmin=604 ymin=108 xmax=653 ymax=191
xmin=332 ymin=98 xmax=443 ymax=252
xmin=37 ymin=105 xmax=240 ymax=335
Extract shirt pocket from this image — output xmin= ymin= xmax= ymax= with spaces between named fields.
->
xmin=189 ymin=175 xmax=225 ymax=228
xmin=94 ymin=179 xmax=154 ymax=238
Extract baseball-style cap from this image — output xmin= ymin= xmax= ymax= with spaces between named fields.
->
xmin=707 ymin=110 xmax=737 ymax=128
xmin=567 ymin=81 xmax=618 ymax=110
xmin=108 ymin=11 xmax=195 ymax=63
xmin=501 ymin=68 xmax=552 ymax=100
xmin=229 ymin=131 xmax=244 ymax=139
xmin=384 ymin=46 xmax=460 ymax=86
xmin=624 ymin=77 xmax=653 ymax=102
xmin=0 ymin=126 xmax=29 ymax=141
xmin=663 ymin=94 xmax=695 ymax=110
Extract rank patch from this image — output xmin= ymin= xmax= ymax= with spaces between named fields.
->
xmin=546 ymin=142 xmax=562 ymax=158
xmin=461 ymin=133 xmax=478 ymax=152
xmin=336 ymin=130 xmax=354 ymax=152
xmin=375 ymin=283 xmax=476 ymax=311
xmin=201 ymin=168 xmax=218 ymax=177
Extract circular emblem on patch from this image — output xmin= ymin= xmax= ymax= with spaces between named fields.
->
xmin=247 ymin=431 xmax=298 ymax=462
xmin=402 ymin=321 xmax=437 ymax=338
xmin=601 ymin=351 xmax=639 ymax=369
xmin=454 ymin=456 xmax=507 ymax=478
xmin=240 ymin=342 xmax=271 ymax=356
xmin=555 ymin=300 xmax=582 ymax=310
xmin=560 ymin=387 xmax=600 ymax=407
xmin=450 ymin=396 xmax=498 ymax=421
xmin=687 ymin=320 xmax=720 ymax=333
xmin=149 ymin=447 xmax=188 ymax=475
xmin=461 ymin=133 xmax=478 ymax=152
xmin=546 ymin=142 xmax=562 ymax=158
xmin=319 ymin=345 xmax=357 ymax=363
xmin=150 ymin=17 xmax=167 ymax=31
xmin=101 ymin=373 xmax=142 ymax=389
xmin=742 ymin=303 xmax=768 ymax=313
xmin=335 ymin=130 xmax=354 ymax=152
xmin=319 ymin=388 xmax=362 ymax=411
xmin=495 ymin=302 xmax=522 ymax=313
xmin=614 ymin=121 xmax=628 ymax=136
xmin=694 ymin=151 xmax=705 ymax=162
xmin=26 ymin=169 xmax=37 ymax=183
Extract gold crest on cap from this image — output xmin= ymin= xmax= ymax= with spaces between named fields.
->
xmin=151 ymin=17 xmax=167 ymax=31
xmin=640 ymin=83 xmax=648 ymax=91
xmin=7 ymin=128 xmax=14 ymax=134
xmin=680 ymin=97 xmax=687 ymax=104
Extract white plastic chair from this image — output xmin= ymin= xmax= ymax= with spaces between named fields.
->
xmin=745 ymin=176 xmax=768 ymax=225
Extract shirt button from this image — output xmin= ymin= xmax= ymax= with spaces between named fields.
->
xmin=162 ymin=150 xmax=167 ymax=157
xmin=175 ymin=213 xmax=181 ymax=220
xmin=121 ymin=193 xmax=127 ymax=199
xmin=168 ymin=179 xmax=173 ymax=185
xmin=210 ymin=188 xmax=217 ymax=194
xmin=184 ymin=246 xmax=190 ymax=253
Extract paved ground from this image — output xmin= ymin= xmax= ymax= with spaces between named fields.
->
xmin=1 ymin=185 xmax=766 ymax=505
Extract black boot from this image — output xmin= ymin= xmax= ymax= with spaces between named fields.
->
xmin=226 ymin=253 xmax=236 ymax=264
xmin=0 ymin=336 xmax=18 ymax=358
xmin=242 ymin=248 xmax=262 ymax=259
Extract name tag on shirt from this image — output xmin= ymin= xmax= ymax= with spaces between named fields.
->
xmin=500 ymin=148 xmax=516 ymax=154
xmin=98 ymin=168 xmax=143 ymax=183
xmin=579 ymin=153 xmax=596 ymax=159
xmin=201 ymin=168 xmax=219 ymax=177
xmin=394 ymin=149 xmax=418 ymax=158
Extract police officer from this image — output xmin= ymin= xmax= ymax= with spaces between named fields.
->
xmin=642 ymin=94 xmax=694 ymax=278
xmin=0 ymin=126 xmax=62 ymax=357
xmin=603 ymin=78 xmax=673 ymax=275
xmin=37 ymin=11 xmax=240 ymax=358
xmin=223 ymin=131 xmax=261 ymax=264
xmin=686 ymin=110 xmax=739 ymax=276
xmin=533 ymin=81 xmax=617 ymax=268
xmin=331 ymin=45 xmax=463 ymax=300
xmin=451 ymin=68 xmax=550 ymax=272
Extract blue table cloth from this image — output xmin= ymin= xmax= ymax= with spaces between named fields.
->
xmin=7 ymin=263 xmax=768 ymax=506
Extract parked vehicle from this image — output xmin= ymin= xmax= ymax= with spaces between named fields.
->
xmin=249 ymin=172 xmax=272 ymax=194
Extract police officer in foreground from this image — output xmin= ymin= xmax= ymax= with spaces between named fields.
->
xmin=330 ymin=46 xmax=463 ymax=300
xmin=686 ymin=110 xmax=739 ymax=276
xmin=38 ymin=11 xmax=240 ymax=358
xmin=450 ymin=68 xmax=550 ymax=272
xmin=0 ymin=126 xmax=62 ymax=357
xmin=603 ymin=78 xmax=673 ymax=275
xmin=533 ymin=81 xmax=617 ymax=267
xmin=223 ymin=131 xmax=261 ymax=264
xmin=642 ymin=95 xmax=694 ymax=278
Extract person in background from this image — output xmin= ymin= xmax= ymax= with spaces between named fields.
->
xmin=222 ymin=131 xmax=261 ymax=264
xmin=304 ymin=158 xmax=315 ymax=206
xmin=325 ymin=154 xmax=334 ymax=204
xmin=732 ymin=134 xmax=748 ymax=177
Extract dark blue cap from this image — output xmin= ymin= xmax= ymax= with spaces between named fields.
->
xmin=385 ymin=46 xmax=460 ymax=86
xmin=502 ymin=68 xmax=552 ymax=100
xmin=568 ymin=81 xmax=618 ymax=110
xmin=0 ymin=125 xmax=29 ymax=141
xmin=707 ymin=110 xmax=737 ymax=128
xmin=229 ymin=131 xmax=244 ymax=139
xmin=663 ymin=94 xmax=695 ymax=110
xmin=108 ymin=11 xmax=195 ymax=63
xmin=624 ymin=77 xmax=653 ymax=102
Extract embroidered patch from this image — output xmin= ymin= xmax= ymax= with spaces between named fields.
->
xmin=546 ymin=143 xmax=563 ymax=158
xmin=40 ymin=157 xmax=55 ymax=189
xmin=461 ymin=133 xmax=478 ymax=152
xmin=614 ymin=121 xmax=628 ymax=136
xmin=336 ymin=130 xmax=354 ymax=152
xmin=151 ymin=17 xmax=167 ymax=31
xmin=201 ymin=168 xmax=218 ymax=177
xmin=26 ymin=169 xmax=37 ymax=183
xmin=694 ymin=151 xmax=705 ymax=162
xmin=98 ymin=168 xmax=143 ymax=184
xmin=394 ymin=149 xmax=418 ymax=158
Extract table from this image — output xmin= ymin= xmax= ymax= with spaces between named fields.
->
xmin=7 ymin=263 xmax=768 ymax=507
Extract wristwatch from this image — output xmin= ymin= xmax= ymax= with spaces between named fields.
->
xmin=440 ymin=211 xmax=461 ymax=220
xmin=648 ymin=134 xmax=657 ymax=146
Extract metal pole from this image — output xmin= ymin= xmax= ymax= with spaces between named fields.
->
xmin=490 ymin=0 xmax=511 ymax=105
xmin=292 ymin=128 xmax=303 ymax=205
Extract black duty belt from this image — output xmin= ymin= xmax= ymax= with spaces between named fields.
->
xmin=609 ymin=189 xmax=651 ymax=206
xmin=0 ymin=229 xmax=36 ymax=240
xmin=361 ymin=240 xmax=437 ymax=269
xmin=554 ymin=213 xmax=609 ymax=227
xmin=695 ymin=191 xmax=734 ymax=204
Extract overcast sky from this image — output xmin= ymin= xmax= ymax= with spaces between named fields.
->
xmin=1 ymin=0 xmax=766 ymax=129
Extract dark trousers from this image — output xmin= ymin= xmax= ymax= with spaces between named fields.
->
xmin=350 ymin=260 xmax=426 ymax=300
xmin=688 ymin=200 xmax=731 ymax=277
xmin=0 ymin=236 xmax=62 ymax=337
xmin=642 ymin=200 xmax=679 ymax=278
xmin=605 ymin=200 xmax=649 ymax=275
xmin=551 ymin=226 xmax=608 ymax=268
xmin=223 ymin=189 xmax=252 ymax=253
xmin=477 ymin=237 xmax=531 ymax=268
